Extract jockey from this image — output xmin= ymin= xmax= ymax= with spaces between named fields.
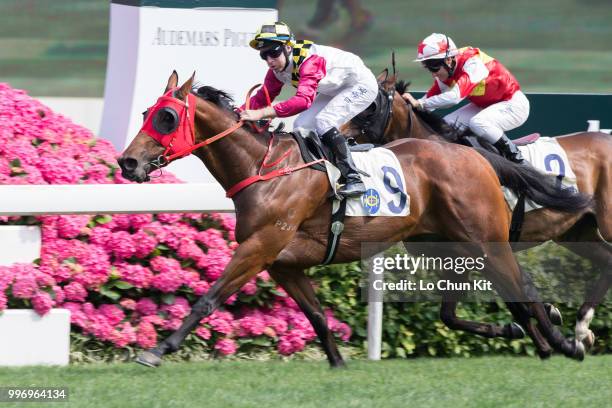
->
xmin=402 ymin=33 xmax=529 ymax=163
xmin=240 ymin=21 xmax=379 ymax=197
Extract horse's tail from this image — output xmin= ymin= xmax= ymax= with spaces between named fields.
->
xmin=474 ymin=148 xmax=593 ymax=212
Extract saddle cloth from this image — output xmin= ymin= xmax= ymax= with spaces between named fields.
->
xmin=325 ymin=147 xmax=410 ymax=217
xmin=503 ymin=137 xmax=579 ymax=211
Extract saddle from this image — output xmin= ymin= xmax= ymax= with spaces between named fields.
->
xmin=288 ymin=129 xmax=374 ymax=172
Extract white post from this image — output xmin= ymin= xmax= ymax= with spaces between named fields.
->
xmin=367 ymin=300 xmax=383 ymax=360
xmin=366 ymin=253 xmax=383 ymax=360
xmin=0 ymin=310 xmax=71 ymax=366
xmin=0 ymin=226 xmax=41 ymax=266
xmin=587 ymin=119 xmax=600 ymax=132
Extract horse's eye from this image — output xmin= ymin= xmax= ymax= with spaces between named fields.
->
xmin=152 ymin=107 xmax=179 ymax=134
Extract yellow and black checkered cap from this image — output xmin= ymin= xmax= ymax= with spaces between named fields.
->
xmin=250 ymin=21 xmax=295 ymax=49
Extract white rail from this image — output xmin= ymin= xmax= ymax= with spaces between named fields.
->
xmin=0 ymin=183 xmax=234 ymax=216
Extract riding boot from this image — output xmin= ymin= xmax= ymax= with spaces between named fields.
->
xmin=321 ymin=127 xmax=366 ymax=197
xmin=493 ymin=134 xmax=525 ymax=164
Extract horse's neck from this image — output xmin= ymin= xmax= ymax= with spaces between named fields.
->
xmin=193 ymin=104 xmax=268 ymax=191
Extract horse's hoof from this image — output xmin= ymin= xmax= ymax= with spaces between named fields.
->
xmin=582 ymin=330 xmax=595 ymax=350
xmin=545 ymin=303 xmax=563 ymax=326
xmin=330 ymin=360 xmax=347 ymax=369
xmin=571 ymin=339 xmax=585 ymax=362
xmin=537 ymin=348 xmax=552 ymax=360
xmin=504 ymin=322 xmax=526 ymax=339
xmin=136 ymin=350 xmax=163 ymax=368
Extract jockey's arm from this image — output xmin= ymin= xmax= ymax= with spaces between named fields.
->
xmin=241 ymin=56 xmax=326 ymax=121
xmin=272 ymin=55 xmax=326 ymax=117
xmin=243 ymin=69 xmax=283 ymax=111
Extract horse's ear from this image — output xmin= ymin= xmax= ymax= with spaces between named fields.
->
xmin=376 ymin=68 xmax=389 ymax=85
xmin=176 ymin=71 xmax=195 ymax=101
xmin=165 ymin=70 xmax=179 ymax=94
xmin=384 ymin=73 xmax=398 ymax=93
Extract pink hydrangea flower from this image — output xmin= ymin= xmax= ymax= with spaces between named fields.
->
xmin=241 ymin=280 xmax=258 ymax=296
xmin=89 ymin=226 xmax=112 ymax=246
xmin=31 ymin=291 xmax=54 ymax=315
xmin=63 ymin=281 xmax=88 ymax=302
xmin=106 ymin=231 xmax=137 ymax=260
xmin=119 ymin=298 xmax=136 ymax=310
xmin=156 ymin=213 xmax=183 ymax=224
xmin=110 ymin=322 xmax=137 ymax=348
xmin=196 ymin=326 xmax=211 ymax=340
xmin=214 ymin=338 xmax=237 ymax=356
xmin=189 ymin=280 xmax=210 ymax=296
xmin=56 ymin=215 xmax=90 ymax=239
xmin=160 ymin=296 xmax=191 ymax=319
xmin=137 ymin=321 xmax=157 ymax=349
xmin=0 ymin=266 xmax=14 ymax=291
xmin=98 ymin=304 xmax=125 ymax=326
xmin=238 ymin=310 xmax=267 ymax=336
xmin=132 ymin=231 xmax=158 ymax=258
xmin=116 ymin=263 xmax=153 ymax=289
xmin=11 ymin=273 xmax=37 ymax=299
xmin=197 ymin=248 xmax=231 ymax=281
xmin=136 ymin=298 xmax=158 ymax=316
xmin=52 ymin=285 xmax=65 ymax=304
xmin=150 ymin=271 xmax=183 ymax=293
xmin=278 ymin=330 xmax=307 ymax=355
xmin=0 ymin=293 xmax=7 ymax=312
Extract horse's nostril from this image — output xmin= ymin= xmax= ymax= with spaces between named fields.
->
xmin=122 ymin=157 xmax=139 ymax=172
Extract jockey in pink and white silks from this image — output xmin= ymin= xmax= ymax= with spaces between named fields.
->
xmin=240 ymin=21 xmax=378 ymax=197
xmin=402 ymin=33 xmax=529 ymax=163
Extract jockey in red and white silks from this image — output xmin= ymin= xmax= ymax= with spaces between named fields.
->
xmin=241 ymin=21 xmax=378 ymax=197
xmin=402 ymin=33 xmax=529 ymax=163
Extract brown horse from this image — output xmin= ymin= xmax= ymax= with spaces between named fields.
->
xmin=118 ymin=72 xmax=586 ymax=368
xmin=343 ymin=71 xmax=610 ymax=350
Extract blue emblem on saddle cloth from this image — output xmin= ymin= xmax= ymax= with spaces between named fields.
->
xmin=362 ymin=188 xmax=381 ymax=215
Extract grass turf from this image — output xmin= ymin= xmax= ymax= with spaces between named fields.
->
xmin=0 ymin=356 xmax=610 ymax=408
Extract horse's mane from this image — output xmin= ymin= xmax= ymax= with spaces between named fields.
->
xmin=394 ymin=80 xmax=468 ymax=143
xmin=193 ymin=84 xmax=237 ymax=113
xmin=191 ymin=85 xmax=279 ymax=137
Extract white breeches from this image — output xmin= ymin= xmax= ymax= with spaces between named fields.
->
xmin=443 ymin=90 xmax=530 ymax=143
xmin=293 ymin=72 xmax=378 ymax=136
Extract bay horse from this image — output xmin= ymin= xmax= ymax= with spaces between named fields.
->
xmin=343 ymin=71 xmax=610 ymax=350
xmin=118 ymin=72 xmax=586 ymax=368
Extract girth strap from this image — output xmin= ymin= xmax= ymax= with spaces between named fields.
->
xmin=321 ymin=198 xmax=348 ymax=265
xmin=509 ymin=193 xmax=526 ymax=243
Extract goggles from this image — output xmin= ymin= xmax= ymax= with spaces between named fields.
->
xmin=422 ymin=59 xmax=445 ymax=73
xmin=259 ymin=45 xmax=284 ymax=60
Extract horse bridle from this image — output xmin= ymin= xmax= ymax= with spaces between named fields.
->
xmin=351 ymin=86 xmax=395 ymax=144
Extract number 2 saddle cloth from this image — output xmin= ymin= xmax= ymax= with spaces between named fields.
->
xmin=503 ymin=137 xmax=579 ymax=212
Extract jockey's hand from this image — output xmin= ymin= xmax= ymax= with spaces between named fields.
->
xmin=401 ymin=92 xmax=422 ymax=110
xmin=240 ymin=106 xmax=277 ymax=122
xmin=240 ymin=109 xmax=264 ymax=121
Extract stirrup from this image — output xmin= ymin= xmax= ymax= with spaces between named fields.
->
xmin=338 ymin=181 xmax=366 ymax=197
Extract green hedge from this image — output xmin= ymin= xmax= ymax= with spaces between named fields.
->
xmin=307 ymin=242 xmax=610 ymax=358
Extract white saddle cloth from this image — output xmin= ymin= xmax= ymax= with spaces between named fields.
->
xmin=503 ymin=137 xmax=579 ymax=211
xmin=325 ymin=147 xmax=410 ymax=217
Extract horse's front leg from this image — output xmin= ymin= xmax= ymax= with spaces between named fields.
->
xmin=136 ymin=227 xmax=293 ymax=367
